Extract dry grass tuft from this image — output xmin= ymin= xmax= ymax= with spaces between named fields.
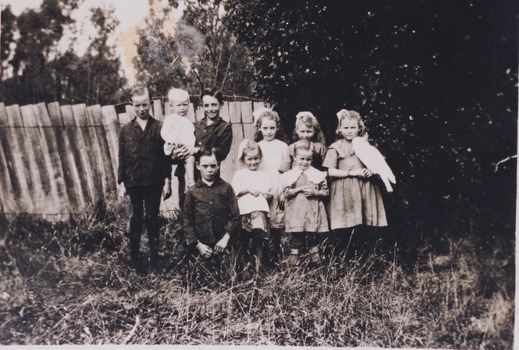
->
xmin=0 ymin=204 xmax=513 ymax=348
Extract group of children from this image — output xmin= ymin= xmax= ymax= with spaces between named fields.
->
xmin=159 ymin=87 xmax=395 ymax=273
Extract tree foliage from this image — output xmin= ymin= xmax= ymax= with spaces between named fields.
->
xmin=1 ymin=0 xmax=127 ymax=105
xmin=226 ymin=0 xmax=517 ymax=246
xmin=134 ymin=0 xmax=254 ymax=100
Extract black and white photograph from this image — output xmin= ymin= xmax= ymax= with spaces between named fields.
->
xmin=0 ymin=0 xmax=516 ymax=348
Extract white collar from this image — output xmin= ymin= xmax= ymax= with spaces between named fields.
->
xmin=281 ymin=166 xmax=327 ymax=186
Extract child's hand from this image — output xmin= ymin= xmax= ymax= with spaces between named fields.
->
xmin=174 ymin=145 xmax=190 ymax=160
xmin=302 ymin=185 xmax=316 ymax=197
xmin=263 ymin=191 xmax=273 ymax=200
xmin=349 ymin=169 xmax=372 ymax=178
xmin=197 ymin=242 xmax=213 ymax=258
xmin=249 ymin=189 xmax=260 ymax=197
xmin=214 ymin=233 xmax=230 ymax=253
xmin=163 ymin=180 xmax=172 ymax=200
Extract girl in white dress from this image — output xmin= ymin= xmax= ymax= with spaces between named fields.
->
xmin=232 ymin=140 xmax=272 ymax=274
xmin=254 ymin=109 xmax=289 ymax=266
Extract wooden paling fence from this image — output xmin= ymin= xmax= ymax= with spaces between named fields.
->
xmin=0 ymin=100 xmax=266 ymax=219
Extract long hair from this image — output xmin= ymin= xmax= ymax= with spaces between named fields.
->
xmin=292 ymin=111 xmax=326 ymax=144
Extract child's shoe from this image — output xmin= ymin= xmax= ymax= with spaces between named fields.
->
xmin=309 ymin=246 xmax=320 ymax=264
xmin=286 ymin=249 xmax=299 ymax=266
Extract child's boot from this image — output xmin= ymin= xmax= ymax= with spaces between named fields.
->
xmin=309 ymin=246 xmax=320 ymax=266
xmin=286 ymin=249 xmax=299 ymax=266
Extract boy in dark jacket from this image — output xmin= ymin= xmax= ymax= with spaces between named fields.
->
xmin=118 ymin=85 xmax=172 ymax=272
xmin=183 ymin=147 xmax=240 ymax=259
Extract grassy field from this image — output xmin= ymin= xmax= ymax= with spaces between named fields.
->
xmin=0 ymin=202 xmax=514 ymax=348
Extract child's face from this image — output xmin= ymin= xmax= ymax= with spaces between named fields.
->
xmin=294 ymin=149 xmax=313 ymax=171
xmin=170 ymin=97 xmax=189 ymax=117
xmin=296 ymin=124 xmax=315 ymax=140
xmin=243 ymin=149 xmax=261 ymax=171
xmin=196 ymin=155 xmax=219 ymax=182
xmin=132 ymin=93 xmax=151 ymax=120
xmin=259 ymin=118 xmax=278 ymax=141
xmin=339 ymin=118 xmax=360 ymax=140
xmin=202 ymin=95 xmax=221 ymax=120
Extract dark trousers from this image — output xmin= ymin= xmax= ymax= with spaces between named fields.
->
xmin=127 ymin=185 xmax=163 ymax=266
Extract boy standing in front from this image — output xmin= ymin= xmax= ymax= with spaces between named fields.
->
xmin=118 ymin=85 xmax=172 ymax=272
xmin=183 ymin=147 xmax=240 ymax=260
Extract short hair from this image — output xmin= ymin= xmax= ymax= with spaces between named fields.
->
xmin=238 ymin=139 xmax=263 ymax=165
xmin=195 ymin=146 xmax=219 ymax=164
xmin=200 ymin=87 xmax=223 ymax=104
xmin=293 ymin=138 xmax=314 ymax=156
xmin=336 ymin=109 xmax=366 ymax=137
xmin=168 ymin=88 xmax=189 ymax=103
xmin=131 ymin=84 xmax=151 ymax=100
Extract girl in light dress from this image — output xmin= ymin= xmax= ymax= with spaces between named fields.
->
xmin=231 ymin=140 xmax=272 ymax=274
xmin=253 ymin=108 xmax=289 ymax=266
xmin=280 ymin=139 xmax=329 ymax=266
xmin=279 ymin=111 xmax=327 ymax=173
xmin=322 ymin=109 xmax=394 ymax=255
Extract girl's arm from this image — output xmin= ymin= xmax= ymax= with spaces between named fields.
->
xmin=328 ymin=168 xmax=372 ymax=178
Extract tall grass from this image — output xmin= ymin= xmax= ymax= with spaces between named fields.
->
xmin=0 ymin=203 xmax=513 ymax=348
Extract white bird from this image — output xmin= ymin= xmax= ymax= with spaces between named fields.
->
xmin=352 ymin=134 xmax=396 ymax=192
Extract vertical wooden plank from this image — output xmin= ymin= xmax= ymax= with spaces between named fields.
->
xmin=69 ymin=104 xmax=97 ymax=204
xmin=219 ymin=101 xmax=230 ymax=122
xmin=88 ymin=105 xmax=117 ymax=200
xmin=253 ymin=101 xmax=266 ymax=113
xmin=187 ymin=102 xmax=196 ymax=123
xmin=0 ymin=104 xmax=19 ymax=213
xmin=35 ymin=103 xmax=70 ymax=216
xmin=4 ymin=105 xmax=34 ymax=213
xmin=101 ymin=105 xmax=121 ymax=180
xmin=164 ymin=100 xmax=172 ymax=116
xmin=228 ymin=102 xmax=242 ymax=124
xmin=73 ymin=104 xmax=104 ymax=203
xmin=195 ymin=107 xmax=204 ymax=121
xmin=153 ymin=99 xmax=163 ymax=121
xmin=220 ymin=123 xmax=244 ymax=183
xmin=48 ymin=102 xmax=84 ymax=213
xmin=240 ymin=101 xmax=254 ymax=124
xmin=125 ymin=104 xmax=136 ymax=121
xmin=62 ymin=105 xmax=92 ymax=208
xmin=118 ymin=113 xmax=130 ymax=124
xmin=19 ymin=104 xmax=53 ymax=215
xmin=243 ymin=124 xmax=256 ymax=141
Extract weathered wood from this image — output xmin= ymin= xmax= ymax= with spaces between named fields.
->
xmin=253 ymin=101 xmax=266 ymax=114
xmin=0 ymin=103 xmax=19 ymax=213
xmin=219 ymin=101 xmax=230 ymax=122
xmin=88 ymin=105 xmax=117 ymax=200
xmin=125 ymin=105 xmax=136 ymax=121
xmin=19 ymin=105 xmax=52 ymax=215
xmin=195 ymin=108 xmax=204 ymax=121
xmin=187 ymin=103 xmax=196 ymax=123
xmin=70 ymin=104 xmax=98 ymax=204
xmin=118 ymin=113 xmax=130 ymax=124
xmin=35 ymin=102 xmax=69 ymax=215
xmin=229 ymin=102 xmax=242 ymax=124
xmin=241 ymin=101 xmax=254 ymax=124
xmin=153 ymin=99 xmax=163 ymax=121
xmin=243 ymin=124 xmax=256 ymax=141
xmin=4 ymin=105 xmax=33 ymax=213
xmin=61 ymin=105 xmax=92 ymax=206
xmin=162 ymin=101 xmax=171 ymax=117
xmin=48 ymin=102 xmax=84 ymax=212
xmin=101 ymin=105 xmax=121 ymax=178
